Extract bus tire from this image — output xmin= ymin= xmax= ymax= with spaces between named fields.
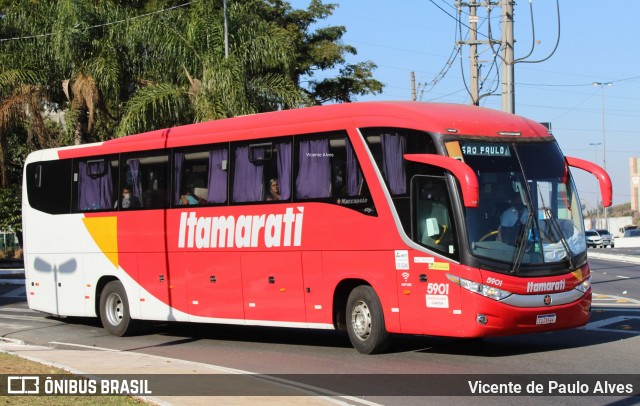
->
xmin=346 ymin=285 xmax=390 ymax=354
xmin=99 ymin=280 xmax=140 ymax=336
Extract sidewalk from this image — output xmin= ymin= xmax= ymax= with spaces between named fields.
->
xmin=587 ymin=250 xmax=640 ymax=264
xmin=0 ymin=338 xmax=346 ymax=405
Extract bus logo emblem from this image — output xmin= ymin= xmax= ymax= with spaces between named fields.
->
xmin=543 ymin=295 xmax=552 ymax=306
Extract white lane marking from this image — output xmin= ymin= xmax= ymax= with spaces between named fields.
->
xmin=0 ymin=307 xmax=38 ymax=313
xmin=49 ymin=342 xmax=120 ymax=352
xmin=0 ymin=314 xmax=60 ymax=323
xmin=581 ymin=316 xmax=640 ymax=335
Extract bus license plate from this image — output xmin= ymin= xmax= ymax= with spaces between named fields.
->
xmin=536 ymin=314 xmax=557 ymax=325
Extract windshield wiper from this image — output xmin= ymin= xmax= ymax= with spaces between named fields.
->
xmin=510 ymin=209 xmax=533 ymax=274
xmin=543 ymin=207 xmax=577 ymax=270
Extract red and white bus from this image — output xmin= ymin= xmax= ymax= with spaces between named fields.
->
xmin=22 ymin=102 xmax=611 ymax=354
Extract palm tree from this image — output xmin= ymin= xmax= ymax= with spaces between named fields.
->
xmin=0 ymin=0 xmax=58 ymax=187
xmin=52 ymin=0 xmax=132 ymax=144
xmin=0 ymin=79 xmax=48 ymax=188
xmin=117 ymin=0 xmax=307 ymax=136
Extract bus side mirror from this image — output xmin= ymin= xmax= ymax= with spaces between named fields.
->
xmin=404 ymin=154 xmax=479 ymax=208
xmin=565 ymin=156 xmax=612 ymax=207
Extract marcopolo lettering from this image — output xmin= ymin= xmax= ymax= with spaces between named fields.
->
xmin=526 ymin=279 xmax=565 ymax=293
xmin=178 ymin=207 xmax=304 ymax=249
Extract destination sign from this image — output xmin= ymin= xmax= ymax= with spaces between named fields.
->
xmin=461 ymin=143 xmax=511 ymax=157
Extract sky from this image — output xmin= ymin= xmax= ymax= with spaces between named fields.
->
xmin=289 ymin=0 xmax=640 ymax=210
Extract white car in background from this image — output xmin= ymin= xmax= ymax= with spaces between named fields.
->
xmin=585 ymin=230 xmax=603 ymax=248
xmin=595 ymin=229 xmax=614 ymax=248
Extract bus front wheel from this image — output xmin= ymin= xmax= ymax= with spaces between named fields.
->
xmin=346 ymin=286 xmax=390 ymax=354
xmin=99 ymin=280 xmax=140 ymax=336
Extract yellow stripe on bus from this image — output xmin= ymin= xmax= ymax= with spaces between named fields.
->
xmin=82 ymin=216 xmax=119 ymax=268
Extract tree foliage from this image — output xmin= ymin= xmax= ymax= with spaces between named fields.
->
xmin=0 ymin=185 xmax=21 ymax=235
xmin=0 ymin=0 xmax=384 ymax=245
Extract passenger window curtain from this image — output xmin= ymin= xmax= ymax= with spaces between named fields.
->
xmin=173 ymin=152 xmax=184 ymax=204
xmin=127 ymin=159 xmax=143 ymax=207
xmin=78 ymin=161 xmax=113 ymax=210
xmin=345 ymin=139 xmax=363 ymax=196
xmin=206 ymin=148 xmax=228 ymax=203
xmin=233 ymin=146 xmax=264 ymax=202
xmin=296 ymin=139 xmax=331 ymax=199
xmin=381 ymin=133 xmax=407 ymax=195
xmin=276 ymin=142 xmax=292 ymax=200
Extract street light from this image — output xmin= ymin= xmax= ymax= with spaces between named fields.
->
xmin=589 ymin=142 xmax=602 ymax=227
xmin=593 ymin=81 xmax=612 ymax=229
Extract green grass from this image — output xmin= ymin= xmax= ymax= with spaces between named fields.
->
xmin=0 ymin=353 xmax=148 ymax=405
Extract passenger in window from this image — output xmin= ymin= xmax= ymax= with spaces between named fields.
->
xmin=179 ymin=188 xmax=199 ymax=205
xmin=115 ymin=186 xmax=141 ymax=209
xmin=266 ymin=178 xmax=281 ymax=201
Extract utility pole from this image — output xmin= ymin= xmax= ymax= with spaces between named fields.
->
xmin=500 ymin=0 xmax=515 ymax=113
xmin=456 ymin=0 xmax=481 ymax=105
xmin=456 ymin=0 xmax=515 ymax=111
xmin=469 ymin=0 xmax=480 ymax=105
xmin=410 ymin=71 xmax=417 ymax=101
xmin=593 ymin=82 xmax=612 ymax=229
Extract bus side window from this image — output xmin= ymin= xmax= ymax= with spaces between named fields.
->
xmin=76 ymin=158 xmax=117 ymax=212
xmin=231 ymin=138 xmax=292 ymax=204
xmin=173 ymin=146 xmax=228 ymax=206
xmin=413 ymin=176 xmax=458 ymax=259
xmin=120 ymin=152 xmax=170 ymax=210
xmin=263 ymin=141 xmax=291 ymax=202
xmin=26 ymin=159 xmax=73 ymax=215
xmin=294 ymin=132 xmax=376 ymax=215
xmin=296 ymin=138 xmax=332 ymax=199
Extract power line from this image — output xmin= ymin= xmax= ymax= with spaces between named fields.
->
xmin=0 ymin=1 xmax=193 ymax=43
xmin=426 ymin=0 xmax=490 ymax=39
xmin=518 ymin=75 xmax=640 ymax=87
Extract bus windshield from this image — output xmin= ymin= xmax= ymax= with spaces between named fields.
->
xmin=448 ymin=140 xmax=586 ymax=271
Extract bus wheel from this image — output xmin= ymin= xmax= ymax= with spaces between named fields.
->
xmin=346 ymin=286 xmax=390 ymax=354
xmin=99 ymin=280 xmax=140 ymax=336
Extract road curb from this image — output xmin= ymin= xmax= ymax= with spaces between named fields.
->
xmin=0 ymin=339 xmax=351 ymax=406
xmin=587 ymin=251 xmax=640 ymax=264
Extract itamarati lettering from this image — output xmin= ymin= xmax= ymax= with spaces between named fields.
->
xmin=178 ymin=207 xmax=304 ymax=249
xmin=526 ymin=279 xmax=565 ymax=293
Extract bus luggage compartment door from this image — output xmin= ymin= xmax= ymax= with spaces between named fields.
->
xmin=241 ymin=251 xmax=305 ymax=324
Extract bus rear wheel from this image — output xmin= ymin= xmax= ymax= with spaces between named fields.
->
xmin=346 ymin=286 xmax=390 ymax=354
xmin=99 ymin=280 xmax=140 ymax=336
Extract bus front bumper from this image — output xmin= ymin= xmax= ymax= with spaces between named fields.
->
xmin=461 ymin=290 xmax=591 ymax=337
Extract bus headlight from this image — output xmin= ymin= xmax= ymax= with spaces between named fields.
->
xmin=446 ymin=274 xmax=512 ymax=301
xmin=574 ymin=275 xmax=591 ymax=293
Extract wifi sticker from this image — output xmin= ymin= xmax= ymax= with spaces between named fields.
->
xmin=400 ymin=272 xmax=412 ymax=287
